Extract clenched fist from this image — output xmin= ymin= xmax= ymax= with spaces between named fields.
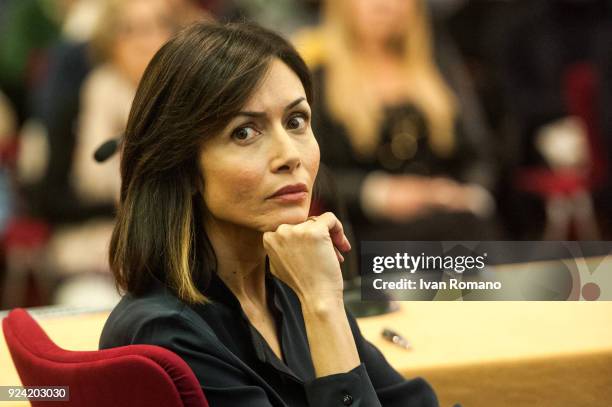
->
xmin=263 ymin=212 xmax=351 ymax=304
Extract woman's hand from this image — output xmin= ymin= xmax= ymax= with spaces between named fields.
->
xmin=264 ymin=213 xmax=361 ymax=379
xmin=369 ymin=174 xmax=478 ymax=221
xmin=384 ymin=175 xmax=433 ymax=221
xmin=263 ymin=212 xmax=351 ymax=306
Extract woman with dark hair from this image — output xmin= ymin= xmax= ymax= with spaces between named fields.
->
xmin=99 ymin=22 xmax=438 ymax=406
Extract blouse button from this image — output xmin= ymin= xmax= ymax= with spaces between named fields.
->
xmin=342 ymin=393 xmax=353 ymax=405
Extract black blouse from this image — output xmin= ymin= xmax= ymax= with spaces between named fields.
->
xmin=99 ymin=263 xmax=439 ymax=406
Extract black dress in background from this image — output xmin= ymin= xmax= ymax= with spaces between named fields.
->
xmin=311 ymin=66 xmax=500 ymax=244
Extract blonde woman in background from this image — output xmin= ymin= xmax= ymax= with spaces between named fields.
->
xmin=72 ymin=0 xmax=176 ymax=204
xmin=295 ymin=0 xmax=498 ymax=242
xmin=73 ymin=0 xmax=209 ymax=204
xmin=46 ymin=0 xmax=178 ymax=306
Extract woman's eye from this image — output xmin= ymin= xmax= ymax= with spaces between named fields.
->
xmin=231 ymin=126 xmax=259 ymax=142
xmin=287 ymin=114 xmax=308 ymax=131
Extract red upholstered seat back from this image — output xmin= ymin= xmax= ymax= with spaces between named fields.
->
xmin=563 ymin=62 xmax=608 ymax=188
xmin=2 ymin=309 xmax=208 ymax=407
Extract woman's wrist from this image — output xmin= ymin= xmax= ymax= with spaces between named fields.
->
xmin=299 ymin=293 xmax=345 ymax=318
xmin=299 ymin=293 xmax=360 ymax=378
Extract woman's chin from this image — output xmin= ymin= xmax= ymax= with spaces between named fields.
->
xmin=267 ymin=210 xmax=310 ymax=229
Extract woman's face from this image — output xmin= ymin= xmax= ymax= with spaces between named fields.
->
xmin=349 ymin=0 xmax=415 ymax=44
xmin=199 ymin=59 xmax=320 ymax=233
xmin=112 ymin=0 xmax=174 ymax=85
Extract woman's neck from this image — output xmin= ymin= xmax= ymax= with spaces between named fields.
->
xmin=357 ymin=44 xmax=409 ymax=106
xmin=204 ymin=215 xmax=268 ymax=307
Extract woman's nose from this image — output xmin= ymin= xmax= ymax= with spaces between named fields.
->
xmin=270 ymin=128 xmax=301 ymax=173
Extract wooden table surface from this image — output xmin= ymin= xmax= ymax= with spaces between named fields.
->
xmin=2 ymin=302 xmax=611 ymax=406
xmin=358 ymin=302 xmax=612 ymax=406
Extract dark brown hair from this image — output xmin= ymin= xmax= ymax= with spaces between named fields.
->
xmin=110 ymin=22 xmax=313 ymax=303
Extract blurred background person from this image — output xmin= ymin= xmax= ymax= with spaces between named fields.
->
xmin=0 ymin=0 xmax=194 ymax=309
xmin=25 ymin=0 xmax=209 ymax=223
xmin=493 ymin=0 xmax=612 ymax=239
xmin=71 ymin=0 xmax=175 ymax=206
xmin=294 ymin=0 xmax=499 ymax=245
xmin=48 ymin=0 xmax=185 ymax=306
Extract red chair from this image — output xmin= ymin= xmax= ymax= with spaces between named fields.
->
xmin=514 ymin=62 xmax=605 ymax=239
xmin=2 ymin=309 xmax=209 ymax=407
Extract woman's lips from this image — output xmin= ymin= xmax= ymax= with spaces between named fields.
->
xmin=269 ymin=191 xmax=308 ymax=202
xmin=268 ymin=183 xmax=308 ymax=202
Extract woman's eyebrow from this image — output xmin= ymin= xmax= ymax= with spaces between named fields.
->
xmin=236 ymin=97 xmax=306 ymax=118
xmin=284 ymin=97 xmax=306 ymax=111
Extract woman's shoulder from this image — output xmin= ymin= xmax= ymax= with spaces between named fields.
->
xmin=98 ymin=285 xmax=219 ymax=352
xmin=81 ymin=64 xmax=135 ymax=107
xmin=98 ymin=285 xmax=257 ymax=384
